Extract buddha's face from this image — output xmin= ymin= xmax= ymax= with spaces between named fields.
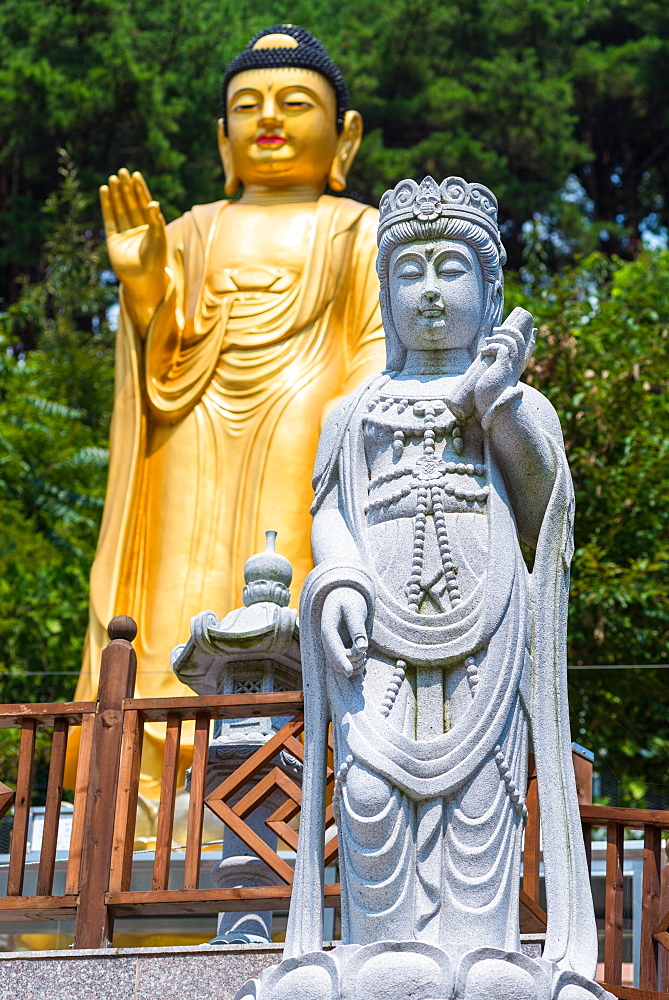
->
xmin=223 ymin=67 xmax=340 ymax=189
xmin=388 ymin=240 xmax=485 ymax=353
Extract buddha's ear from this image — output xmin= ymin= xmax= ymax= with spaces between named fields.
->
xmin=328 ymin=110 xmax=363 ymax=193
xmin=217 ymin=119 xmax=240 ymax=198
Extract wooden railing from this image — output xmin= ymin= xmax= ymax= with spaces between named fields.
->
xmin=1 ymin=616 xmax=669 ymax=1000
xmin=583 ymin=804 xmax=669 ymax=995
xmin=511 ymin=755 xmax=669 ymax=998
xmin=0 ymin=617 xmax=326 ymax=947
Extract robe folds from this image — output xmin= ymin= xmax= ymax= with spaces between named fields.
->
xmin=65 ymin=195 xmax=384 ymax=796
xmin=285 ymin=374 xmax=597 ymax=980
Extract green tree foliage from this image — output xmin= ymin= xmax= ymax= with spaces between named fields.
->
xmin=506 ymin=251 xmax=669 ymax=805
xmin=1 ymin=0 xmax=668 ymax=298
xmin=0 ymin=155 xmax=113 ymax=705
xmin=0 ymin=154 xmax=114 ymax=786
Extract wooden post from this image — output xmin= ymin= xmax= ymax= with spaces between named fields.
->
xmin=152 ymin=712 xmax=182 ymax=890
xmin=659 ymin=841 xmax=669 ymax=991
xmin=572 ymin=745 xmax=593 ymax=872
xmin=640 ymin=823 xmax=662 ymax=990
xmin=73 ymin=616 xmax=137 ymax=949
xmin=522 ymin=753 xmax=541 ymax=904
xmin=36 ymin=717 xmax=69 ymax=895
xmin=109 ymin=709 xmax=144 ymax=893
xmin=183 ymin=711 xmax=210 ymax=891
xmin=604 ymin=821 xmax=625 ymax=985
xmin=6 ymin=719 xmax=37 ymax=895
xmin=572 ymin=746 xmax=593 ymax=805
xmin=65 ymin=712 xmax=95 ymax=894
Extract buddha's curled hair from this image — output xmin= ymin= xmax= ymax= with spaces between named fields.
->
xmin=221 ymin=25 xmax=349 ymax=132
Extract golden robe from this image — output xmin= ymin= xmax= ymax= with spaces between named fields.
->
xmin=66 ymin=195 xmax=384 ymax=796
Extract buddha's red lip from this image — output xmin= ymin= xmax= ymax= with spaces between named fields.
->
xmin=256 ymin=135 xmax=286 ymax=146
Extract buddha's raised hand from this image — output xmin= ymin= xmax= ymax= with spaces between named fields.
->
xmin=99 ymin=168 xmax=167 ymax=332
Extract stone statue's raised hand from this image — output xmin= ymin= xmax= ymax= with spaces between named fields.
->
xmin=444 ymin=307 xmax=535 ymax=422
xmin=473 ymin=323 xmax=526 ymax=421
xmin=99 ymin=168 xmax=167 ymax=332
xmin=321 ymin=587 xmax=368 ymax=678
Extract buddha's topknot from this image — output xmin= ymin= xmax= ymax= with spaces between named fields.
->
xmin=221 ymin=25 xmax=349 ymax=133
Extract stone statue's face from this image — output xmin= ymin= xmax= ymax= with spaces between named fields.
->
xmin=388 ymin=240 xmax=485 ymax=353
xmin=225 ymin=68 xmax=339 ymax=188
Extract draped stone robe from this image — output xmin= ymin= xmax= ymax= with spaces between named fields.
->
xmin=65 ymin=196 xmax=384 ymax=796
xmin=286 ymin=372 xmax=597 ymax=979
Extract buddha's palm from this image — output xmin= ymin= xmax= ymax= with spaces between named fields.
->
xmin=99 ymin=168 xmax=167 ymax=323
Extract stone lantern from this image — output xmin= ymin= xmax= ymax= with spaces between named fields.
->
xmin=171 ymin=530 xmax=301 ymax=944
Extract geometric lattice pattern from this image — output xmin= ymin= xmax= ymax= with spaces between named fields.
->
xmin=233 ymin=678 xmax=263 ymax=694
xmin=204 ymin=714 xmax=338 ymax=885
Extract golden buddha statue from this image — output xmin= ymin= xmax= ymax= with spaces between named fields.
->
xmin=65 ymin=26 xmax=384 ymax=800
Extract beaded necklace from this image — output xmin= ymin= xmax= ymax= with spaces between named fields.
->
xmin=363 ymin=394 xmax=488 ymax=613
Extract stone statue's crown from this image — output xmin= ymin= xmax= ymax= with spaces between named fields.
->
xmin=378 ymin=176 xmax=500 ymax=242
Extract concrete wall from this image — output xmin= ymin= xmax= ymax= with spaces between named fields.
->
xmin=0 ymin=942 xmax=284 ymax=1000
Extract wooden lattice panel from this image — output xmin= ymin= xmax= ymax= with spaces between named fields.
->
xmin=204 ymin=715 xmax=338 ymax=884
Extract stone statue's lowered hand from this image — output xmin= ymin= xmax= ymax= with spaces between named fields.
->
xmin=99 ymin=168 xmax=168 ymax=334
xmin=321 ymin=587 xmax=368 ymax=678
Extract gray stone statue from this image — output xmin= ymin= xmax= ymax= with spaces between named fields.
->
xmin=236 ymin=177 xmax=611 ymax=1000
